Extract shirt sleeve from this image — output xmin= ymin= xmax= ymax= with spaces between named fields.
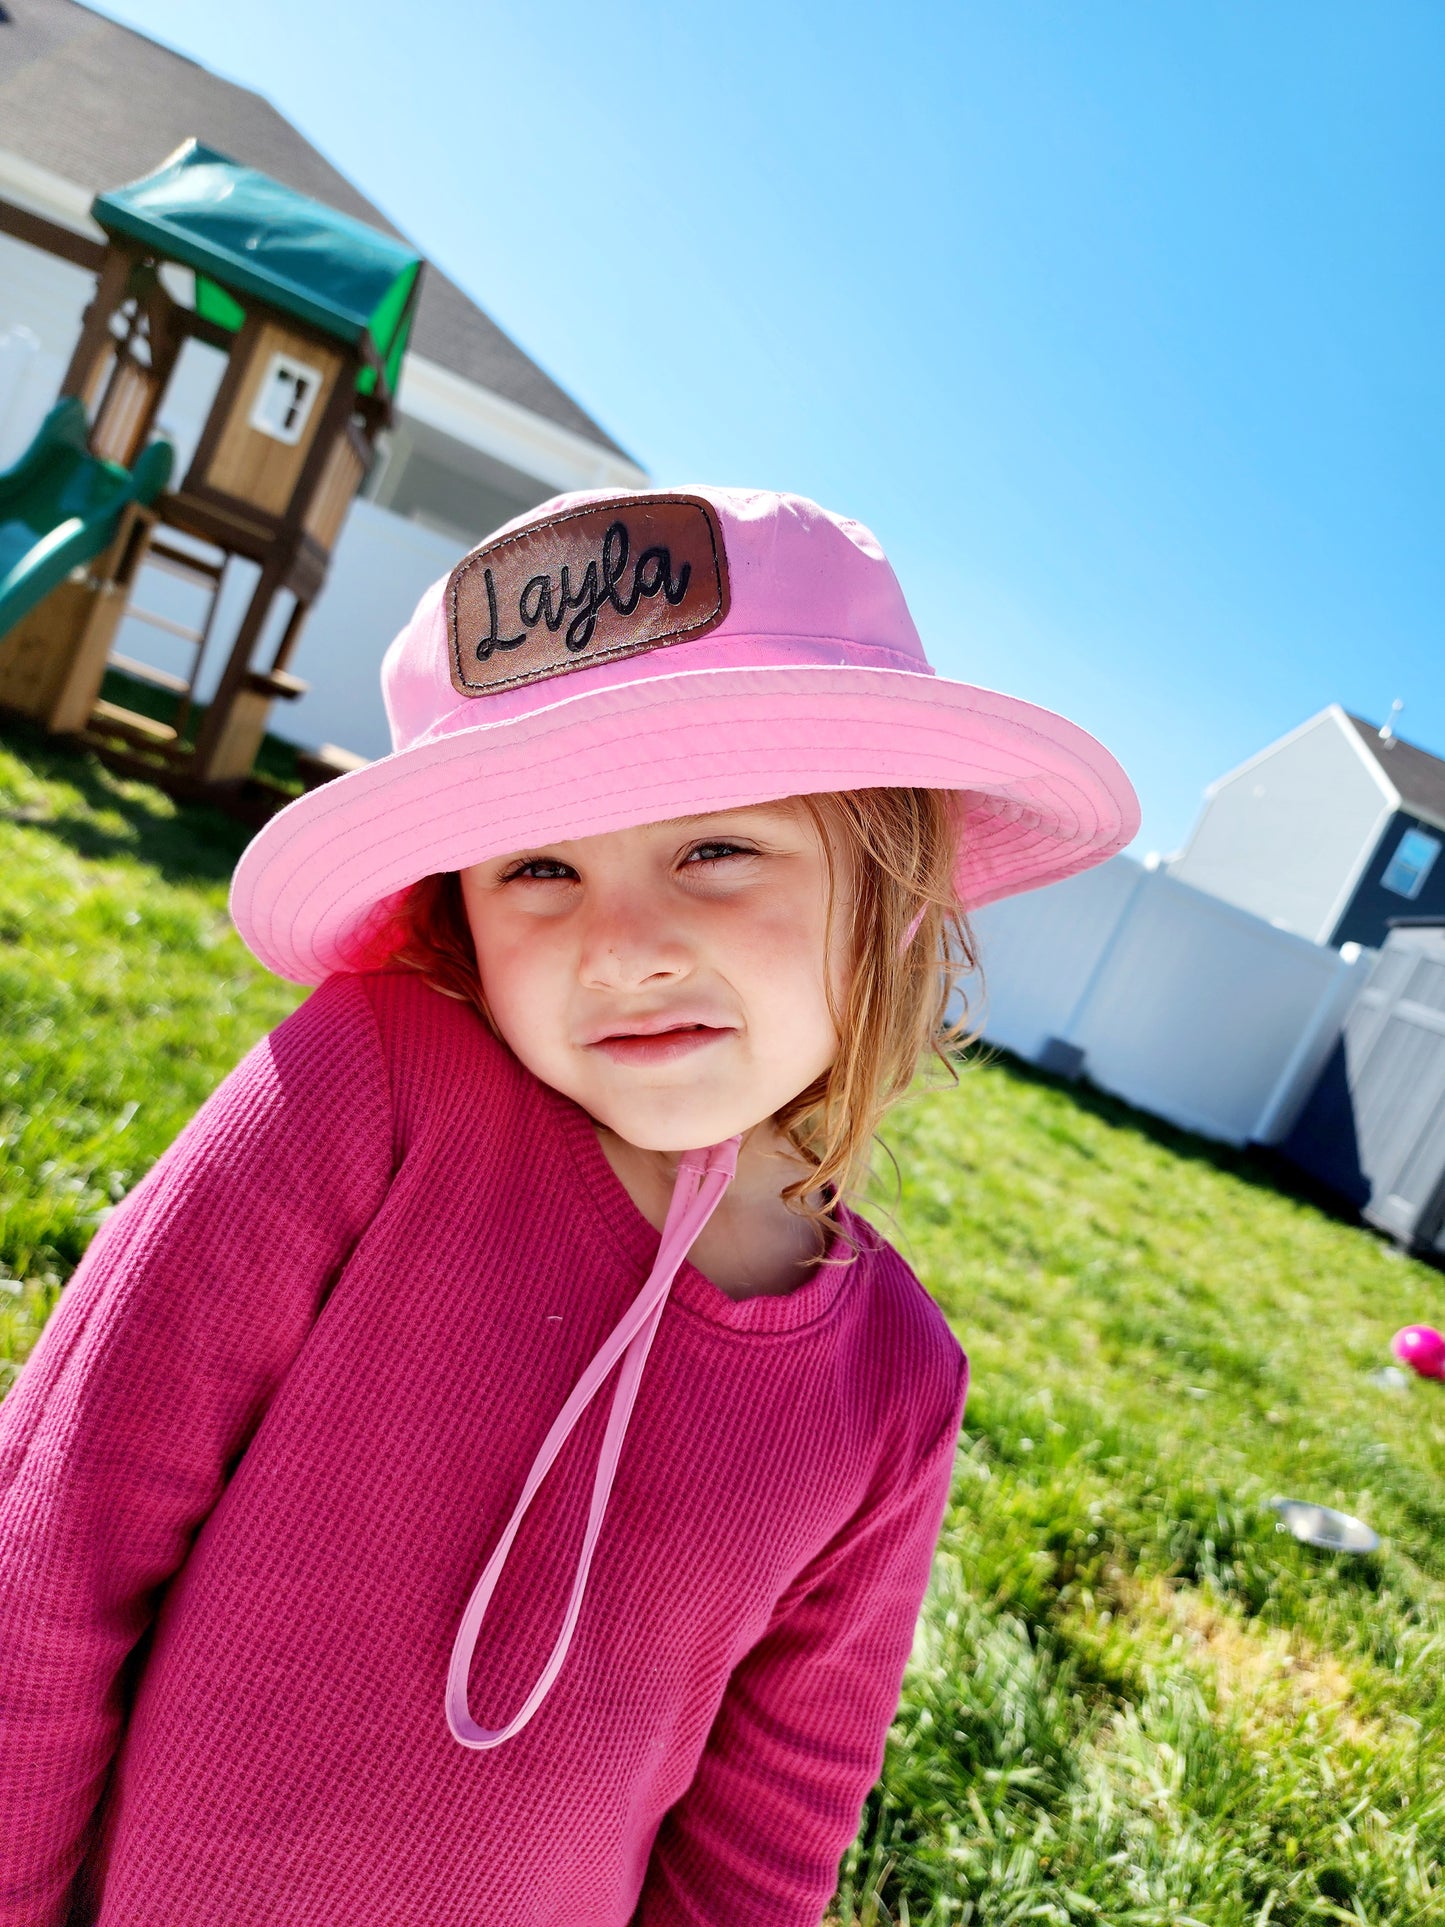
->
xmin=635 ymin=1352 xmax=968 ymax=1927
xmin=0 ymin=974 xmax=394 ymax=1926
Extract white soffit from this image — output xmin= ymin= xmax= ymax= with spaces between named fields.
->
xmin=0 ymin=147 xmax=101 ymax=236
xmin=396 ymin=353 xmax=647 ymax=495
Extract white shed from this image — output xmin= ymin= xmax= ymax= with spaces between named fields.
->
xmin=1167 ymin=705 xmax=1445 ymax=951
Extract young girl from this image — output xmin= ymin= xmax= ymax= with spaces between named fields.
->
xmin=0 ymin=488 xmax=1136 ymax=1925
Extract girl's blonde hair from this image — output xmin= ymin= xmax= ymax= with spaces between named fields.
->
xmin=376 ymin=788 xmax=978 ymax=1223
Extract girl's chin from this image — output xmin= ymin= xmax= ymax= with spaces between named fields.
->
xmin=587 ymin=1094 xmax=772 ymax=1155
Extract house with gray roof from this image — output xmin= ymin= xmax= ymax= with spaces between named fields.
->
xmin=0 ymin=0 xmax=646 ymax=755
xmin=1167 ymin=704 xmax=1445 ymax=949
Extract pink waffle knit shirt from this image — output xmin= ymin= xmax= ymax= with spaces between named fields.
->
xmin=0 ymin=972 xmax=968 ymax=1926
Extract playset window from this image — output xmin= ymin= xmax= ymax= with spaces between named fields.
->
xmin=249 ymin=352 xmax=323 ymax=445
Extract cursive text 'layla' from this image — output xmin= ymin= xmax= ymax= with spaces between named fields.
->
xmin=474 ymin=520 xmax=692 ymax=661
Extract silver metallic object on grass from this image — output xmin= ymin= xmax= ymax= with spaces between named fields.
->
xmin=1270 ymin=1497 xmax=1379 ymax=1554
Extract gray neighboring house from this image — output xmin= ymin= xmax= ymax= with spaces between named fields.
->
xmin=1167 ymin=705 xmax=1445 ymax=951
xmin=0 ymin=0 xmax=646 ymax=754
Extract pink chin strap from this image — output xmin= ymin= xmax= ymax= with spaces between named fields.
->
xmin=446 ymin=1134 xmax=741 ymax=1750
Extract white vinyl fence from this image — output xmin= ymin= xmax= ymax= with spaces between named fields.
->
xmin=969 ymin=856 xmax=1372 ymax=1147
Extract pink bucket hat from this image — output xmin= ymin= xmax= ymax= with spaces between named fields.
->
xmin=230 ymin=485 xmax=1139 ymax=982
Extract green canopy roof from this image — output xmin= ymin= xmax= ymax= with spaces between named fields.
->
xmin=92 ymin=141 xmax=422 ymax=393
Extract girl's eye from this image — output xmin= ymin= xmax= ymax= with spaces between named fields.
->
xmin=682 ymin=841 xmax=755 ymax=866
xmin=501 ymin=857 xmax=577 ymax=882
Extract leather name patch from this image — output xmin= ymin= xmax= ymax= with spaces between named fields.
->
xmin=446 ymin=494 xmax=730 ymax=698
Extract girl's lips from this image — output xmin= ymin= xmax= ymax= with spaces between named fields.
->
xmin=586 ymin=1025 xmax=734 ymax=1066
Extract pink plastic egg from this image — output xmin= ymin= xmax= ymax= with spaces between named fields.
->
xmin=1391 ymin=1325 xmax=1445 ymax=1381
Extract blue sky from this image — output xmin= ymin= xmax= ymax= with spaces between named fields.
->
xmin=99 ymin=1 xmax=1444 ymax=855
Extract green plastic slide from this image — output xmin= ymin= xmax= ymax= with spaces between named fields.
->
xmin=0 ymin=398 xmax=173 ymax=642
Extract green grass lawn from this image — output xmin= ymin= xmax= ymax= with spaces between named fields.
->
xmin=4 ymin=719 xmax=1444 ymax=1925
xmin=0 ymin=719 xmax=303 ymax=1366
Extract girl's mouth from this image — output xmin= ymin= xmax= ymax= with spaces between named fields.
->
xmin=587 ymin=1024 xmax=734 ymax=1066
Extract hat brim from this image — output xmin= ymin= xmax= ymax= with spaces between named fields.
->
xmin=230 ymin=661 xmax=1140 ymax=983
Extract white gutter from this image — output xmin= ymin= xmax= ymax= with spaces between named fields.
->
xmin=0 ymin=148 xmax=102 ymax=236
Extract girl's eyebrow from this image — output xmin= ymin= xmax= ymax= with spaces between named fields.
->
xmin=667 ymin=807 xmax=794 ymax=828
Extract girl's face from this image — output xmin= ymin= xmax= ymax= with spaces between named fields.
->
xmin=459 ymin=802 xmax=851 ymax=1152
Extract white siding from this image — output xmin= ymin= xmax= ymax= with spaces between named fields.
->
xmin=1167 ymin=710 xmax=1393 ymax=943
xmin=0 ymin=233 xmax=91 ymax=465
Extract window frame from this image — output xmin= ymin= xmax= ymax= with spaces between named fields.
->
xmin=1381 ymin=826 xmax=1443 ymax=902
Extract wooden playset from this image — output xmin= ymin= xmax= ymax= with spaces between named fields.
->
xmin=0 ymin=141 xmax=424 ymax=807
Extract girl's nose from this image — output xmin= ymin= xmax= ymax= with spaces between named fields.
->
xmin=577 ymin=891 xmax=692 ymax=990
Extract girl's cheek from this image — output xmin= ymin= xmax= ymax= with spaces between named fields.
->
xmin=490 ymin=941 xmax=576 ymax=1047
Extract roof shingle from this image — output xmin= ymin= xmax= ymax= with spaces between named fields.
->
xmin=1346 ymin=712 xmax=1445 ymax=829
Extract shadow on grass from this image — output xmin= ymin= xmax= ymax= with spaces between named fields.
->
xmin=962 ymin=1040 xmax=1386 ymax=1244
xmin=0 ymin=712 xmax=254 ymax=890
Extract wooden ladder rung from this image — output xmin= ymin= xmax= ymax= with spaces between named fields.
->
xmin=108 ymin=652 xmax=191 ymax=694
xmin=124 ymin=605 xmax=207 ymax=645
xmin=90 ymin=698 xmax=178 ymax=746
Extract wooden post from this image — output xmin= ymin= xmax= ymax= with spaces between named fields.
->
xmin=59 ymin=247 xmax=133 ymax=407
xmin=184 ymin=320 xmax=357 ymax=786
xmin=189 ymin=554 xmax=288 ymax=783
